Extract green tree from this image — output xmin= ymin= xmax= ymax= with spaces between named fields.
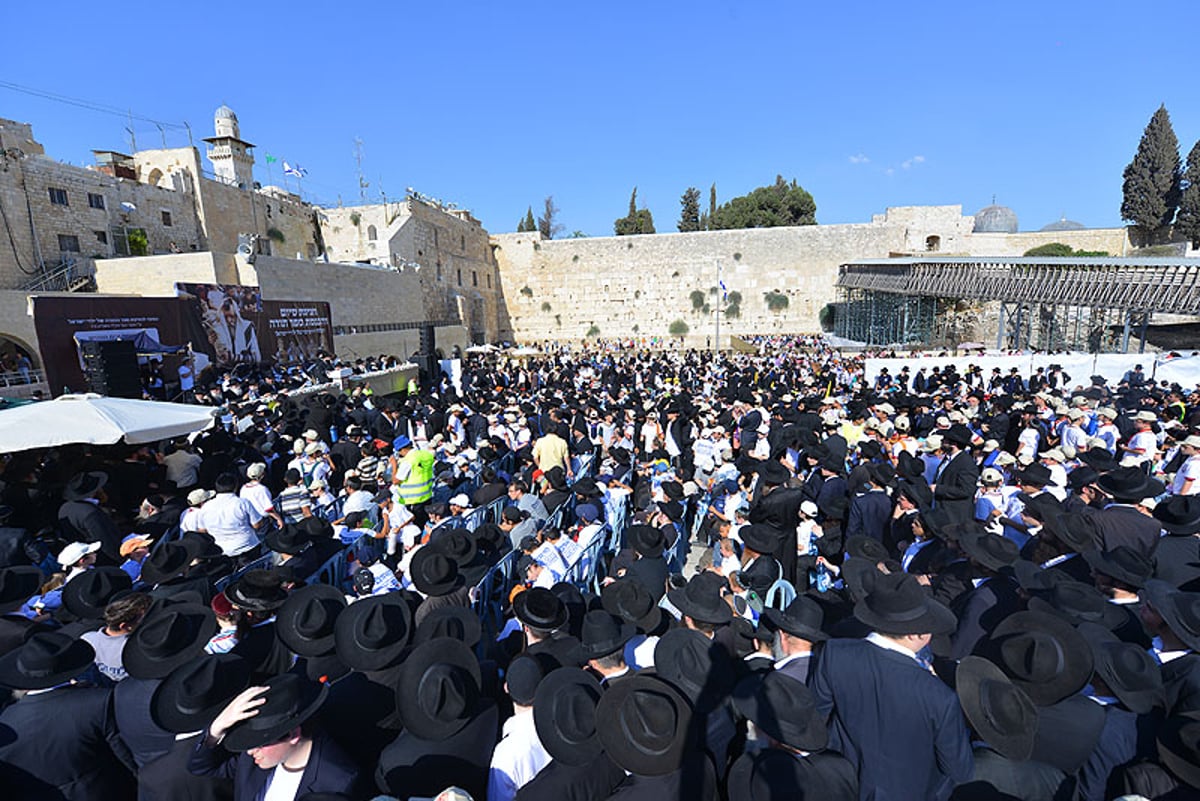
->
xmin=1179 ymin=139 xmax=1200 ymax=248
xmin=1121 ymin=105 xmax=1182 ymax=243
xmin=708 ymin=184 xmax=717 ymax=230
xmin=615 ymin=187 xmax=656 ymax=235
xmin=712 ymin=175 xmax=816 ymax=229
xmin=678 ymin=187 xmax=701 ymax=232
xmin=517 ymin=206 xmax=536 ymax=233
xmin=668 ymin=319 xmax=689 ymax=338
xmin=1024 ymin=242 xmax=1075 ymax=257
xmin=538 ymin=197 xmax=563 ymax=239
xmin=689 ymin=289 xmax=706 ymax=310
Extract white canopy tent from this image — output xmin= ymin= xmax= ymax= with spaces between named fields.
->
xmin=0 ymin=393 xmax=216 ymax=453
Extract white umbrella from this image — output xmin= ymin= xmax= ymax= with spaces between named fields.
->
xmin=0 ymin=393 xmax=216 ymax=452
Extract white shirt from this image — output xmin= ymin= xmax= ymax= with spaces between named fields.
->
xmin=488 ymin=709 xmax=551 ymax=801
xmin=865 ymin=632 xmax=922 ymax=664
xmin=342 ymin=489 xmax=374 ymax=516
xmin=262 ymin=762 xmax=305 ymax=801
xmin=239 ymin=482 xmax=275 ymax=516
xmin=1172 ymin=455 xmax=1200 ymax=495
xmin=1123 ymin=430 xmax=1158 ymax=467
xmin=163 ymin=450 xmax=202 ymax=488
xmin=195 ymin=493 xmax=262 ymax=556
xmin=80 ymin=629 xmax=129 ymax=682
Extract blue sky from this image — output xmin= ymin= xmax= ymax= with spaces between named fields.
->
xmin=2 ymin=0 xmax=1197 ymax=237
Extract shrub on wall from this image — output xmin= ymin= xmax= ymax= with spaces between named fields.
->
xmin=669 ymin=319 xmax=689 ymax=337
xmin=541 ymin=302 xmax=552 ymax=312
xmin=586 ymin=325 xmax=600 ymax=337
xmin=690 ymin=290 xmax=706 ymax=310
xmin=764 ymin=290 xmax=789 ymax=312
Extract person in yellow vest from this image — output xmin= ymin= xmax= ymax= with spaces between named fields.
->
xmin=391 ymin=435 xmax=435 ymax=528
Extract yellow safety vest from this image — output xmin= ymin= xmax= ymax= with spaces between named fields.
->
xmin=396 ymin=449 xmax=435 ymax=505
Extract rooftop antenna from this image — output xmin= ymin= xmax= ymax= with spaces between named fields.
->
xmin=354 ymin=138 xmax=369 ymax=203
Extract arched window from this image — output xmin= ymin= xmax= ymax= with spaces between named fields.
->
xmin=925 ymin=235 xmax=941 ymax=252
xmin=367 ymin=225 xmax=377 ymax=241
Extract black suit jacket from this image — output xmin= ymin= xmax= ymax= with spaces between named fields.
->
xmin=515 ymin=751 xmax=626 ymax=801
xmin=136 ymin=733 xmax=233 ymax=801
xmin=190 ymin=730 xmax=361 ymax=800
xmin=749 ymin=486 xmax=804 ymax=586
xmin=1091 ymin=506 xmax=1162 ymax=557
xmin=625 ymin=555 xmax=669 ymax=602
xmin=937 ymin=576 xmax=1021 ymax=661
xmin=376 ymin=702 xmax=499 ymax=801
xmin=58 ymin=500 xmax=123 ymax=560
xmin=0 ymin=686 xmax=137 ymax=801
xmin=846 ymin=490 xmax=891 ymax=543
xmin=114 ymin=675 xmax=177 ymax=768
xmin=1153 ymin=535 xmax=1200 ymax=589
xmin=932 ymin=451 xmax=979 ymax=522
xmin=1161 ymin=652 xmax=1200 ymax=716
xmin=738 ymin=555 xmax=781 ymax=598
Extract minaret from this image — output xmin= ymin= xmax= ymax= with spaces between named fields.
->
xmin=202 ymin=105 xmax=255 ymax=187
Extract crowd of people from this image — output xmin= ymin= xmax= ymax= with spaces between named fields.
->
xmin=0 ymin=336 xmax=1199 ymax=800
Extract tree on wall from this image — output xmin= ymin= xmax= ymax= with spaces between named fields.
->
xmin=615 ymin=188 xmax=656 ymax=235
xmin=1121 ymin=105 xmax=1182 ymax=244
xmin=669 ymin=319 xmax=689 ymax=338
xmin=712 ymin=175 xmax=816 ymax=229
xmin=678 ymin=187 xmax=701 ymax=232
xmin=538 ymin=197 xmax=563 ymax=239
xmin=517 ymin=206 xmax=537 ymax=233
xmin=1179 ymin=139 xmax=1200 ymax=248
xmin=707 ymin=183 xmax=717 ymax=230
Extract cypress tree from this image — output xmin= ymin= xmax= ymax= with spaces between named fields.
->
xmin=1121 ymin=105 xmax=1183 ymax=243
xmin=1178 ymin=139 xmax=1200 ymax=249
xmin=708 ymin=184 xmax=717 ymax=230
xmin=521 ymin=206 xmax=537 ymax=234
xmin=678 ymin=187 xmax=701 ymax=232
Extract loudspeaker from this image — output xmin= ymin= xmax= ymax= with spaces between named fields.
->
xmin=419 ymin=325 xmax=435 ymax=356
xmin=81 ymin=340 xmax=141 ymax=398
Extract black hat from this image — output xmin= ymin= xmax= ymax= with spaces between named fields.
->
xmin=1157 ymin=711 xmax=1200 ymax=790
xmin=1067 ymin=466 xmax=1100 ymax=492
xmin=0 ymin=632 xmax=95 ymax=689
xmin=414 ymin=606 xmax=482 ymax=649
xmin=396 ymin=637 xmax=482 ymax=740
xmin=1012 ymin=463 xmax=1052 ymax=488
xmin=533 ymin=667 xmax=604 ymax=766
xmin=627 ymin=524 xmax=666 ymax=558
xmin=654 ymin=628 xmax=736 ymax=708
xmin=0 ymin=566 xmax=42 ymax=615
xmin=123 ymin=603 xmax=218 ymax=680
xmin=64 ymin=471 xmax=107 ymax=501
xmin=601 ymin=579 xmax=664 ymax=634
xmin=1079 ymin=448 xmax=1119 ymax=473
xmin=820 ymin=454 xmax=844 ymax=475
xmin=225 ymin=570 xmax=288 ymax=612
xmin=955 ymin=655 xmax=1037 ymax=761
xmin=430 ymin=527 xmax=477 ymax=568
xmin=1018 ymin=492 xmax=1064 ymax=525
xmin=1143 ymin=580 xmax=1200 ymax=652
xmin=276 ymin=584 xmax=346 ymax=657
xmin=577 ymin=610 xmax=636 ymax=661
xmin=505 ymin=654 xmax=544 ymax=706
xmin=944 ymin=424 xmax=974 ymax=448
xmin=1096 ymin=466 xmax=1164 ymax=503
xmin=408 ymin=547 xmax=465 ymax=597
xmin=139 ymin=542 xmax=193 ymax=585
xmin=727 ymin=749 xmax=850 ymax=801
xmin=1012 ymin=559 xmax=1072 ymax=593
xmin=757 ymin=461 xmax=792 ymax=487
xmin=222 ymin=673 xmax=329 ymax=752
xmin=1155 ymin=495 xmax=1200 ymax=536
xmin=667 ymin=575 xmax=733 ymax=625
xmin=333 ymin=592 xmax=412 ymax=671
xmin=1083 ymin=546 xmax=1153 ymax=589
xmin=180 ymin=531 xmax=224 ymax=562
xmin=1027 ymin=580 xmax=1126 ymax=629
xmin=151 ymin=653 xmax=252 ymax=733
xmin=844 ymin=535 xmax=889 ymax=564
xmin=740 ymin=524 xmax=779 ymax=556
xmin=868 ymin=462 xmax=896 ymax=488
xmin=572 ymin=477 xmax=603 ymax=499
xmin=596 ymin=674 xmax=692 ymax=777
xmin=513 ymin=587 xmax=569 ymax=631
xmin=1077 ymin=621 xmax=1163 ymax=714
xmin=854 ymin=572 xmax=956 ymax=636
xmin=987 ymin=610 xmax=1093 ymax=706
xmin=732 ymin=671 xmax=827 ymax=752
xmin=958 ymin=528 xmax=1020 ymax=572
xmin=761 ymin=596 xmax=827 ymax=642
xmin=264 ymin=524 xmax=312 ymax=556
xmin=61 ymin=566 xmax=131 ymax=620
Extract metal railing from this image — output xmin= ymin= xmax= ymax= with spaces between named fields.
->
xmin=19 ymin=257 xmax=94 ymax=293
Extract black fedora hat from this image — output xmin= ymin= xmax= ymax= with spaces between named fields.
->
xmin=1012 ymin=559 xmax=1072 ymax=593
xmin=732 ymin=671 xmax=827 ymax=753
xmin=263 ymin=524 xmax=312 ymax=556
xmin=1079 ymin=448 xmax=1119 ymax=473
xmin=1067 ymin=465 xmax=1100 ymax=492
xmin=601 ymin=579 xmax=664 ymax=634
xmin=577 ymin=610 xmax=635 ymax=661
xmin=533 ymin=667 xmax=604 ymax=766
xmin=955 ymin=655 xmax=1037 ymax=761
xmin=959 ymin=528 xmax=1020 ymax=572
xmin=1155 ymin=495 xmax=1200 ymax=536
xmin=1096 ymin=466 xmax=1164 ymax=502
xmin=0 ymin=632 xmax=95 ymax=689
xmin=840 ymin=557 xmax=881 ymax=602
xmin=740 ymin=525 xmax=780 ymax=556
xmin=853 ymin=572 xmax=956 ymax=636
xmin=62 ymin=566 xmax=132 ymax=620
xmin=654 ymin=628 xmax=736 ymax=708
xmin=396 ymin=636 xmax=482 ymax=741
xmin=179 ymin=531 xmax=224 ymax=561
xmin=756 ymin=460 xmax=792 ymax=487
xmin=845 ymin=535 xmax=890 ymax=564
xmin=122 ymin=602 xmax=218 ymax=680
xmin=64 ymin=471 xmax=107 ymax=501
xmin=0 ymin=566 xmax=42 ymax=615
xmin=276 ymin=584 xmax=346 ymax=657
xmin=513 ymin=587 xmax=569 ymax=631
xmin=1083 ymin=546 xmax=1153 ymax=589
xmin=333 ymin=592 xmax=412 ymax=671
xmin=627 ymin=524 xmax=666 ymax=558
xmin=987 ymin=610 xmax=1093 ymax=706
xmin=151 ymin=652 xmax=252 ymax=733
xmin=1012 ymin=463 xmax=1052 ymax=488
xmin=944 ymin=424 xmax=974 ymax=448
xmin=139 ymin=542 xmax=193 ymax=586
xmin=1157 ymin=711 xmax=1200 ymax=790
xmin=414 ymin=605 xmax=482 ymax=649
xmin=409 ymin=548 xmax=465 ymax=597
xmin=596 ymin=674 xmax=692 ymax=777
xmin=1027 ymin=580 xmax=1126 ymax=629
xmin=667 ymin=575 xmax=733 ymax=625
xmin=660 ymin=481 xmax=685 ymax=503
xmin=572 ymin=477 xmax=603 ymax=499
xmin=761 ymin=596 xmax=828 ymax=642
xmin=225 ymin=570 xmax=288 ymax=612
xmin=222 ymin=673 xmax=329 ymax=752
xmin=1018 ymin=492 xmax=1064 ymax=525
xmin=430 ymin=527 xmax=477 ymax=568
xmin=1077 ymin=621 xmax=1163 ymax=714
xmin=1143 ymin=580 xmax=1200 ymax=652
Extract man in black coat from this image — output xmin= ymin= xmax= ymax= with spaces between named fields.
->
xmin=1091 ymin=468 xmax=1166 ymax=557
xmin=845 ymin=466 xmax=893 ymax=544
xmin=748 ymin=461 xmax=803 ymax=586
xmin=931 ymin=426 xmax=979 ymax=523
xmin=58 ymin=472 xmax=123 ymax=561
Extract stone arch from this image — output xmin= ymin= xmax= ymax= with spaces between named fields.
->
xmin=367 ymin=224 xmax=378 ymax=241
xmin=0 ymin=332 xmax=40 ymax=380
xmin=146 ymin=168 xmax=164 ymax=187
xmin=925 ymin=235 xmax=941 ymax=252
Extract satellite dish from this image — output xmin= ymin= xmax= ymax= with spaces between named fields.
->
xmin=120 ymin=201 xmax=137 ymax=212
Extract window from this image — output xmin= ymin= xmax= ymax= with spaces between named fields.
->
xmin=436 ymin=262 xmax=442 ymax=281
xmin=48 ymin=187 xmax=69 ymax=206
xmin=94 ymin=230 xmax=108 ymax=245
xmin=925 ymin=235 xmax=941 ymax=252
xmin=367 ymin=225 xmax=377 ymax=241
xmin=457 ymin=268 xmax=462 ymax=286
xmin=161 ymin=210 xmax=173 ymax=227
xmin=58 ymin=234 xmax=81 ymax=252
xmin=486 ymin=274 xmax=492 ymax=289
xmin=87 ymin=193 xmax=105 ymax=210
xmin=472 ymin=271 xmax=478 ymax=287
xmin=461 ymin=235 xmax=465 ymax=250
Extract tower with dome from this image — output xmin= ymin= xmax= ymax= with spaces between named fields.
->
xmin=202 ymin=105 xmax=255 ymax=188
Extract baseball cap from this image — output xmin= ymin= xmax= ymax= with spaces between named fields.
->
xmin=57 ymin=541 xmax=101 ymax=568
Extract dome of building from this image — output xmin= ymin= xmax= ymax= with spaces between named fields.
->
xmin=973 ymin=204 xmax=1019 ymax=233
xmin=1039 ymin=215 xmax=1085 ymax=232
xmin=214 ymin=104 xmax=238 ymax=122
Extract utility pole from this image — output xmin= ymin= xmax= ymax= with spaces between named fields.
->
xmin=714 ymin=258 xmax=721 ymax=353
xmin=354 ymin=138 xmax=368 ymax=203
